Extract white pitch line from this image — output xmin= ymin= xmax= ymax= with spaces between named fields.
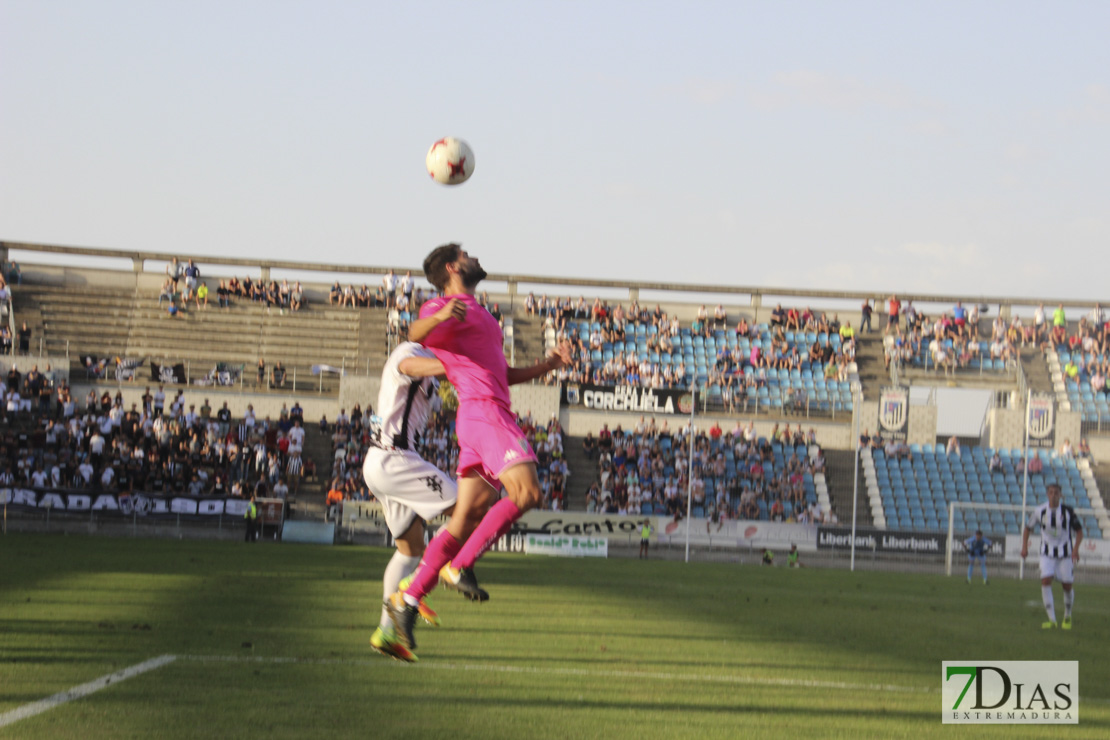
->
xmin=176 ymin=654 xmax=935 ymax=695
xmin=0 ymin=654 xmax=177 ymax=729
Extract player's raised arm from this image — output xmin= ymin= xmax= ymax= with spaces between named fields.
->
xmin=408 ymin=298 xmax=467 ymax=342
xmin=398 ymin=355 xmax=446 ymax=379
xmin=506 ymin=341 xmax=572 ymax=385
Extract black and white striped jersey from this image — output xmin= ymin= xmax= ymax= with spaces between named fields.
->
xmin=1026 ymin=502 xmax=1082 ymax=558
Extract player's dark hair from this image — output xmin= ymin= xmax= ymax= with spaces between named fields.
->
xmin=423 ymin=243 xmax=461 ymax=292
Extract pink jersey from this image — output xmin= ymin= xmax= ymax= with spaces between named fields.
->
xmin=419 ymin=294 xmax=510 ymax=410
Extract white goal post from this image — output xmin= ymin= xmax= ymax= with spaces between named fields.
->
xmin=944 ymin=501 xmax=1100 ymax=577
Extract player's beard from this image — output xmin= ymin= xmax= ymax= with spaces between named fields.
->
xmin=459 ymin=261 xmax=487 ymax=289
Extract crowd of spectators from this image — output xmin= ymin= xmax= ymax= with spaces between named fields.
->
xmin=3 ymin=370 xmax=316 ymax=503
xmin=1053 ymin=303 xmax=1110 ymax=397
xmin=582 ymin=416 xmax=831 ymax=525
xmin=529 ymin=293 xmax=856 ymax=412
xmin=871 ymin=296 xmax=1088 ymax=374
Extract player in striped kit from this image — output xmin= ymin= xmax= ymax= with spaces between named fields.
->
xmin=1021 ymin=484 xmax=1083 ymax=630
xmin=365 ymin=341 xmax=456 ymax=662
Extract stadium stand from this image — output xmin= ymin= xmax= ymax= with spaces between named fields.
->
xmin=863 ymin=444 xmax=1105 ymax=539
xmin=579 ymin=420 xmax=834 ymax=523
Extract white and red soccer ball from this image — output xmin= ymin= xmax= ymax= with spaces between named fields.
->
xmin=426 ymin=137 xmax=474 ymax=185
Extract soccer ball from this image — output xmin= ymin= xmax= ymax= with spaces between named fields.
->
xmin=426 ymin=137 xmax=475 ymax=185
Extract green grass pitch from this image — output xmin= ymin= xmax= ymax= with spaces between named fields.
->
xmin=1 ymin=533 xmax=1107 ymax=738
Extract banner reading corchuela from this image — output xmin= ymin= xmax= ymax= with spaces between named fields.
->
xmin=878 ymin=385 xmax=910 ymax=442
xmin=1026 ymin=393 xmax=1056 ymax=449
xmin=560 ymin=382 xmax=696 ymax=415
xmin=1 ymin=488 xmax=250 ymax=518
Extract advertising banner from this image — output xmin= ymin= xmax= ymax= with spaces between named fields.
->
xmin=523 ymin=533 xmax=608 ymax=557
xmin=561 ymin=382 xmax=695 ymax=415
xmin=1 ymin=488 xmax=250 ymax=519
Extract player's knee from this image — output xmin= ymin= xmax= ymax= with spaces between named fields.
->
xmin=509 ymin=485 xmax=542 ymax=511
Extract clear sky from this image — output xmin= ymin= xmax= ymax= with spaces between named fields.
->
xmin=1 ymin=1 xmax=1107 ymax=301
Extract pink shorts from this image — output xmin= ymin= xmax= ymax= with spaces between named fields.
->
xmin=455 ymin=401 xmax=537 ymax=488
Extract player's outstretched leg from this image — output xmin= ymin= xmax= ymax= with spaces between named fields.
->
xmin=444 ymin=463 xmax=542 ymax=597
xmin=387 ymin=592 xmax=420 ymax=651
xmin=370 ymin=624 xmax=417 ymax=663
xmin=399 ymin=573 xmax=441 ymax=626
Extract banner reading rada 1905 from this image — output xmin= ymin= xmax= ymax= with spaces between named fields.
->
xmin=1 ymin=488 xmax=250 ymax=518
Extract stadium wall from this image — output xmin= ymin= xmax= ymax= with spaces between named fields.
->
xmin=858 ymin=399 xmax=939 ymax=448
xmin=986 ymin=406 xmax=1082 ymax=451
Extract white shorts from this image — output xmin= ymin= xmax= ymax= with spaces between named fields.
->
xmin=1039 ymin=555 xmax=1074 ymax=583
xmin=363 ymin=447 xmax=457 ymax=539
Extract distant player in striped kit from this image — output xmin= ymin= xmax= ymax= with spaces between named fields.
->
xmin=963 ymin=530 xmax=992 ymax=584
xmin=1021 ymin=484 xmax=1083 ymax=629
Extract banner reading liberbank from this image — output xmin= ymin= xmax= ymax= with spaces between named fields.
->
xmin=561 ymin=382 xmax=695 ymax=415
xmin=817 ymin=526 xmax=947 ymax=554
xmin=942 ymin=661 xmax=1077 ymax=724
xmin=1 ymin=488 xmax=251 ymax=518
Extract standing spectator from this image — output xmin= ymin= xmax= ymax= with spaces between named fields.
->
xmin=860 ymin=299 xmax=873 ymax=333
xmin=0 ymin=278 xmax=11 ymax=321
xmin=886 ymin=294 xmax=901 ymax=335
xmin=183 ymin=259 xmax=200 ymax=301
xmin=382 ymin=270 xmax=396 ymax=308
xmin=166 ymin=257 xmax=184 ymax=291
xmin=244 ymin=493 xmax=260 ymax=542
xmin=18 ymin=322 xmax=31 ymax=354
xmin=257 ymin=358 xmax=266 ymax=387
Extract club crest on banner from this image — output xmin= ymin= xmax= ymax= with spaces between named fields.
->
xmin=878 ymin=386 xmax=909 ymax=436
xmin=565 ymin=383 xmax=580 ymax=405
xmin=1027 ymin=394 xmax=1055 ymax=441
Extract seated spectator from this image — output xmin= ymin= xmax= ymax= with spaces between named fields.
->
xmin=217 ymin=280 xmax=231 ymax=309
xmin=582 ymin=432 xmax=598 ymax=460
xmin=271 ymin=362 xmax=286 ymax=389
xmin=988 ymin=451 xmax=1003 ymax=473
xmin=158 ymin=280 xmax=175 ymax=305
xmin=1027 ymin=454 xmax=1043 ymax=475
xmin=194 ymin=281 xmax=209 ymax=309
xmin=1058 ymin=437 xmax=1074 ymax=460
xmin=946 ymin=435 xmax=961 ymax=457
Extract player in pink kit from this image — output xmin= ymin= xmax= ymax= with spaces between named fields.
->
xmin=387 ymin=243 xmax=571 ymax=652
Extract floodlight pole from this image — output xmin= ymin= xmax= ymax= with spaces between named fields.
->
xmin=685 ymin=379 xmax=696 ymax=563
xmin=1019 ymin=389 xmax=1031 ymax=581
xmin=850 ymin=385 xmax=861 ymax=571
